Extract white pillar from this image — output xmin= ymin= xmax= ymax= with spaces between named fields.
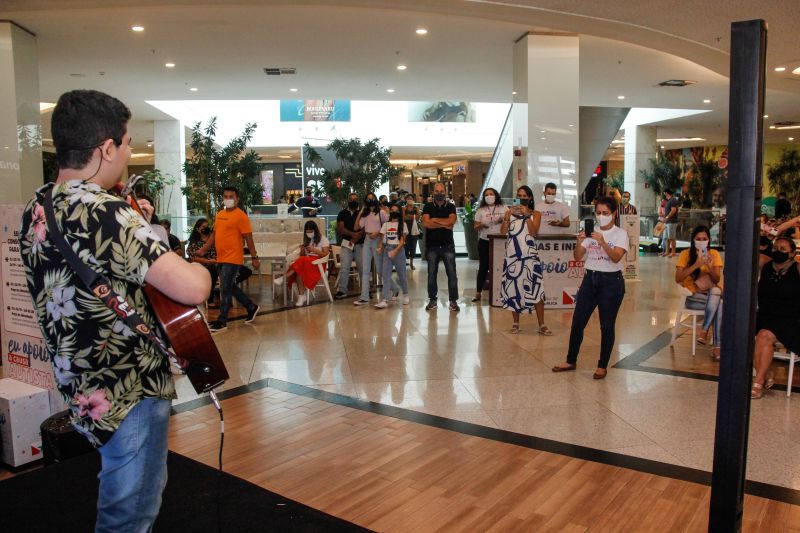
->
xmin=0 ymin=22 xmax=42 ymax=204
xmin=154 ymin=120 xmax=187 ymax=238
xmin=624 ymin=125 xmax=657 ymax=216
xmin=513 ymin=33 xmax=579 ymax=220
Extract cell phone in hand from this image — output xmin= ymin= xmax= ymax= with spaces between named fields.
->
xmin=584 ymin=219 xmax=594 ymax=236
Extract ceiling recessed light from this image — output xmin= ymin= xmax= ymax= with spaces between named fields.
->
xmin=703 ymin=99 xmax=712 ymax=104
xmin=512 ymin=91 xmax=517 ymax=95
xmin=790 ymin=137 xmax=795 ymax=141
xmin=165 ymin=63 xmax=175 ymax=68
xmin=540 ymin=137 xmax=546 ymax=140
xmin=289 ymin=88 xmax=298 ymax=92
xmin=189 ymin=87 xmax=198 ymax=92
xmin=774 ymin=66 xmax=786 ymax=72
xmin=416 ymin=28 xmax=428 ymax=35
xmin=617 ymin=95 xmax=625 ymax=100
xmin=147 ymin=143 xmax=153 ymax=147
xmin=397 ymin=65 xmax=407 ymax=71
xmin=661 ymin=145 xmax=665 ymax=149
xmin=568 ymin=124 xmax=574 ymax=127
xmin=131 ymin=25 xmax=144 ymax=32
xmin=763 ymin=114 xmax=769 ymax=118
xmin=770 ymin=125 xmax=776 ymax=129
xmin=386 ymin=88 xmax=395 ymax=93
xmin=793 ymin=67 xmax=800 ymax=75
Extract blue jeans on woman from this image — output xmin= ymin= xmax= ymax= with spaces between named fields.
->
xmin=360 ymin=237 xmax=396 ymax=301
xmin=381 ymin=244 xmax=408 ymax=300
xmin=96 ymin=397 xmax=171 ymax=533
xmin=566 ymin=270 xmax=626 ymax=369
xmin=685 ymin=287 xmax=723 ymax=347
xmin=218 ymin=262 xmax=257 ymax=324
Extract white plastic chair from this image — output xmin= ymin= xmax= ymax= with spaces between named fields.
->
xmin=773 ymin=349 xmax=798 ymax=397
xmin=670 ymin=286 xmax=705 ymax=356
xmin=291 ymin=254 xmax=333 ymax=305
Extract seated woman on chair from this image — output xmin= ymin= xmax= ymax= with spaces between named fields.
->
xmin=675 ymin=225 xmax=724 ymax=360
xmin=279 ymin=220 xmax=330 ymax=306
xmin=752 ymin=236 xmax=800 ymax=399
xmin=186 ymin=218 xmax=219 ymax=306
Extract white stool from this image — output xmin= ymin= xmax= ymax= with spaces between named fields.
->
xmin=670 ymin=286 xmax=705 ymax=356
xmin=773 ymin=349 xmax=798 ymax=397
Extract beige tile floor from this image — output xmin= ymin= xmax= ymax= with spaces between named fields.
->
xmin=174 ymin=255 xmax=800 ymax=491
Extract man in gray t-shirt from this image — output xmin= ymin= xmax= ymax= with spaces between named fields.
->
xmin=661 ymin=189 xmax=680 ymax=258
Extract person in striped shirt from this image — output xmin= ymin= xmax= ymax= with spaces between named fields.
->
xmin=618 ymin=191 xmax=637 ymax=215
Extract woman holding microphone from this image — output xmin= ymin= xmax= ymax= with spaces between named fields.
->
xmin=472 ymin=188 xmax=507 ymax=302
xmin=552 ymin=196 xmax=627 ymax=379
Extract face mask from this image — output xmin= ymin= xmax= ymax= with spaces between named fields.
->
xmin=223 ymin=199 xmax=235 ymax=209
xmin=305 ymin=232 xmax=316 ymax=239
xmin=348 ymin=201 xmax=359 ymax=209
xmin=622 ymin=197 xmax=630 ymax=205
xmin=434 ymin=193 xmax=445 ymax=202
xmin=771 ymin=250 xmax=791 ymax=264
xmin=200 ymin=227 xmax=211 ymax=236
xmin=545 ymin=194 xmax=556 ymax=204
xmin=597 ymin=214 xmax=613 ymax=227
xmin=694 ymin=240 xmax=709 ymax=251
xmin=390 ymin=212 xmax=401 ymax=219
xmin=485 ymin=195 xmax=496 ymax=205
xmin=366 ymin=198 xmax=377 ymax=206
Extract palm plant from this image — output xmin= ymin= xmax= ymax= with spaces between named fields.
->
xmin=767 ymin=149 xmax=800 ymax=209
xmin=640 ymin=149 xmax=682 ymax=196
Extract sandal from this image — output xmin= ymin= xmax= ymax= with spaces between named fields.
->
xmin=538 ymin=325 xmax=554 ymax=336
xmin=711 ymin=347 xmax=720 ymax=361
xmin=551 ymin=363 xmax=576 ymax=373
xmin=510 ymin=323 xmax=520 ymax=334
xmin=751 ymin=382 xmax=765 ymax=399
xmin=697 ymin=332 xmax=707 ymax=345
xmin=593 ymin=368 xmax=608 ymax=380
xmin=766 ymin=372 xmax=775 ymax=390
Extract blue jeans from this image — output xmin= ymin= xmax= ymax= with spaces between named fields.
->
xmin=96 ymin=397 xmax=171 ymax=533
xmin=336 ymin=243 xmax=363 ymax=294
xmin=382 ymin=244 xmax=408 ymax=300
xmin=426 ymin=243 xmax=459 ymax=301
xmin=685 ymin=287 xmax=723 ymax=347
xmin=360 ymin=237 xmax=396 ymax=300
xmin=218 ymin=262 xmax=256 ymax=324
xmin=566 ymin=270 xmax=625 ymax=369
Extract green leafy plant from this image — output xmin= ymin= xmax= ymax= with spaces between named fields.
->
xmin=182 ymin=117 xmax=263 ymax=218
xmin=603 ymin=170 xmax=624 ymax=195
xmin=459 ymin=200 xmax=476 ymax=223
xmin=767 ymin=148 xmax=800 ymax=209
xmin=640 ymin=149 xmax=682 ymax=196
xmin=134 ymin=169 xmax=176 ymax=214
xmin=304 ymin=138 xmax=400 ymax=206
xmin=694 ymin=159 xmax=723 ymax=207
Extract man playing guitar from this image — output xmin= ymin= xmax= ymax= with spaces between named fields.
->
xmin=19 ymin=90 xmax=211 ymax=532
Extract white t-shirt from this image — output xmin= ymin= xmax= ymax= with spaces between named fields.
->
xmin=535 ymin=200 xmax=570 ymax=235
xmin=380 ymin=221 xmax=403 ymax=246
xmin=305 ymin=236 xmax=330 ymax=257
xmin=580 ymin=225 xmax=628 ymax=272
xmin=474 ymin=205 xmax=509 ymax=240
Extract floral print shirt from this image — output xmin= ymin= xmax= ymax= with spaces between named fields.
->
xmin=19 ymin=180 xmax=174 ymax=446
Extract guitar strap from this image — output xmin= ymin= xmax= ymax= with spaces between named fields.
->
xmin=43 ymin=187 xmax=180 ymax=365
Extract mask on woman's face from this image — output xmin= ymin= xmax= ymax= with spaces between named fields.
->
xmin=596 ymin=213 xmax=613 ymax=227
xmin=484 ymin=195 xmax=496 ymax=205
xmin=366 ymin=198 xmax=377 ymax=207
xmin=305 ymin=231 xmax=316 ymax=240
xmin=694 ymin=239 xmax=709 ymax=251
xmin=200 ymin=227 xmax=211 ymax=236
xmin=771 ymin=250 xmax=791 ymax=264
xmin=390 ymin=211 xmax=401 ymax=220
xmin=380 ymin=200 xmax=389 ymax=206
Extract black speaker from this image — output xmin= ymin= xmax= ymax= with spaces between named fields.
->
xmin=40 ymin=410 xmax=95 ymax=465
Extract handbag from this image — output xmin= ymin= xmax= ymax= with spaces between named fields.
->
xmin=653 ymin=221 xmax=665 ymax=237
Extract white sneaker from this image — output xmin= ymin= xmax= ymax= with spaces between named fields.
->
xmin=391 ymin=290 xmax=400 ymax=301
xmin=273 ymin=276 xmax=284 ymax=286
xmin=374 ymin=300 xmax=389 ymax=309
xmin=295 ymin=294 xmax=306 ymax=306
xmin=403 ymin=295 xmax=410 ymax=305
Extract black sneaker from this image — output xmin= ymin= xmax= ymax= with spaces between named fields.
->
xmin=425 ymin=299 xmax=437 ymax=311
xmin=353 ymin=299 xmax=369 ymax=306
xmin=334 ymin=291 xmax=348 ymax=300
xmin=245 ymin=305 xmax=260 ymax=323
xmin=449 ymin=301 xmax=460 ymax=313
xmin=208 ymin=320 xmax=227 ymax=332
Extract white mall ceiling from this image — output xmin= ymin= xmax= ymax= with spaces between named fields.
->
xmin=3 ymin=1 xmax=798 ymax=162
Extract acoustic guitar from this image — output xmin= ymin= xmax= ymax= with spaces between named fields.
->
xmin=114 ymin=176 xmax=229 ymax=394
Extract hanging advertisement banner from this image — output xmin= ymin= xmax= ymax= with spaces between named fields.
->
xmin=408 ymin=101 xmax=476 ymax=122
xmin=621 ymin=214 xmax=640 ymax=280
xmin=0 ymin=205 xmax=53 ymax=390
xmin=280 ymin=99 xmax=351 ymax=122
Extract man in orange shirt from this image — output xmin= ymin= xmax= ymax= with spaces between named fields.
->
xmin=198 ymin=187 xmax=261 ymax=331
